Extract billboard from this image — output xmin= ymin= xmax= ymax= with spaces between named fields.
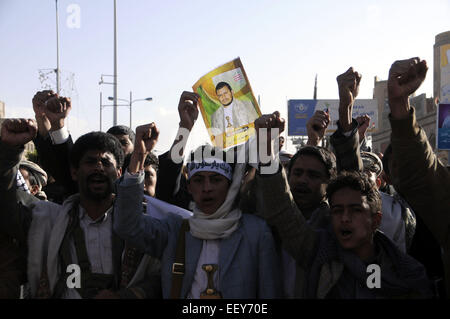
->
xmin=440 ymin=44 xmax=450 ymax=103
xmin=437 ymin=103 xmax=450 ymax=150
xmin=287 ymin=99 xmax=378 ymax=136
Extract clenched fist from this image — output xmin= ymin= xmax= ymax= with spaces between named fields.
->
xmin=135 ymin=123 xmax=160 ymax=155
xmin=337 ymin=67 xmax=362 ymax=132
xmin=32 ymin=90 xmax=58 ymax=135
xmin=254 ymin=111 xmax=285 ymax=158
xmin=306 ymin=110 xmax=330 ymax=146
xmin=388 ymin=57 xmax=428 ymax=119
xmin=1 ymin=118 xmax=37 ymax=146
xmin=178 ymin=91 xmax=200 ymax=131
xmin=45 ymin=96 xmax=72 ymax=130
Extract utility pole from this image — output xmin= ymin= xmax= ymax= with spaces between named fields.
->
xmin=55 ymin=0 xmax=61 ymax=94
xmin=107 ymin=92 xmax=153 ymax=129
xmin=113 ymin=0 xmax=118 ymax=125
xmin=313 ymin=74 xmax=317 ymax=100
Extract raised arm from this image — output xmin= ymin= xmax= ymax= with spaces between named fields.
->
xmin=155 ymin=91 xmax=199 ymax=208
xmin=330 ymin=67 xmax=363 ymax=172
xmin=253 ymin=112 xmax=318 ymax=268
xmin=0 ymin=119 xmax=37 ymax=241
xmin=387 ymin=57 xmax=450 ymax=245
xmin=114 ymin=122 xmax=177 ymax=258
xmin=32 ymin=93 xmax=77 ymax=197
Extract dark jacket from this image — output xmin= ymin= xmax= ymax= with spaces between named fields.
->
xmin=389 ymin=107 xmax=450 ymax=297
xmin=255 ymin=169 xmax=432 ymax=298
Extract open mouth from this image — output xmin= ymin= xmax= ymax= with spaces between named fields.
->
xmin=293 ymin=187 xmax=311 ymax=194
xmin=90 ymin=179 xmax=106 ymax=184
xmin=340 ymin=230 xmax=353 ymax=239
xmin=88 ymin=175 xmax=108 ymax=186
xmin=202 ymin=197 xmax=214 ymax=204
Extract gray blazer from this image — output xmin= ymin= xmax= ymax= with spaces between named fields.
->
xmin=113 ymin=173 xmax=282 ymax=299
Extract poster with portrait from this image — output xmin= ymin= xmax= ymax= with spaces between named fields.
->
xmin=193 ymin=57 xmax=262 ymax=149
xmin=437 ymin=103 xmax=450 ymax=150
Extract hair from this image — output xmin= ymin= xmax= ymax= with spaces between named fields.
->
xmin=288 ymin=146 xmax=337 ymax=179
xmin=107 ymin=125 xmax=136 ymax=144
xmin=70 ymin=131 xmax=124 ymax=169
xmin=326 ymin=170 xmax=381 ymax=215
xmin=215 ymin=81 xmax=232 ymax=93
xmin=144 ymin=152 xmax=159 ymax=172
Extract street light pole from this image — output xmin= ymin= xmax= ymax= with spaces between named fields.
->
xmin=108 ymin=92 xmax=152 ymax=129
xmin=130 ymin=91 xmax=132 ymax=128
xmin=113 ymin=0 xmax=118 ymax=125
xmin=98 ymin=74 xmax=115 ymax=131
xmin=100 ymin=92 xmax=103 ymax=131
xmin=55 ymin=0 xmax=61 ymax=94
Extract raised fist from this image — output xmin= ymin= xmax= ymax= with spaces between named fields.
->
xmin=135 ymin=122 xmax=160 ymax=154
xmin=178 ymin=91 xmax=199 ymax=131
xmin=254 ymin=111 xmax=285 ymax=157
xmin=356 ymin=114 xmax=371 ymax=139
xmin=337 ymin=67 xmax=362 ymax=109
xmin=1 ymin=118 xmax=37 ymax=146
xmin=32 ymin=90 xmax=57 ymax=134
xmin=306 ymin=110 xmax=330 ymax=146
xmin=388 ymin=57 xmax=427 ymax=119
xmin=45 ymin=96 xmax=72 ymax=130
xmin=337 ymin=67 xmax=362 ymax=132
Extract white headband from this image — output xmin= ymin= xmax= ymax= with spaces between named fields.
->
xmin=187 ymin=158 xmax=233 ymax=180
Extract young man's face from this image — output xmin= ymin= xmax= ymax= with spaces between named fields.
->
xmin=330 ymin=187 xmax=381 ymax=260
xmin=216 ymin=86 xmax=233 ymax=107
xmin=288 ymin=154 xmax=329 ymax=212
xmin=113 ymin=134 xmax=134 ymax=156
xmin=187 ymin=171 xmax=230 ymax=215
xmin=144 ymin=165 xmax=157 ymax=197
xmin=71 ymin=150 xmax=121 ymax=201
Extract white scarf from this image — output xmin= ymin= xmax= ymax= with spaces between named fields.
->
xmin=188 ymin=162 xmax=246 ymax=240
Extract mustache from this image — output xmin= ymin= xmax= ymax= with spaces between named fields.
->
xmin=292 ymin=185 xmax=312 ymax=194
xmin=87 ymin=173 xmax=109 ymax=183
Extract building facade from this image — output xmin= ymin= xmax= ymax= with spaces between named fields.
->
xmin=371 ymin=30 xmax=450 ymax=165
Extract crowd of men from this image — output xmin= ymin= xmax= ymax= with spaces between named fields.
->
xmin=0 ymin=57 xmax=449 ymax=299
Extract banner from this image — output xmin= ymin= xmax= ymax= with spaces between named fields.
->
xmin=193 ymin=57 xmax=262 ymax=149
xmin=287 ymin=99 xmax=378 ymax=136
xmin=437 ymin=103 xmax=450 ymax=150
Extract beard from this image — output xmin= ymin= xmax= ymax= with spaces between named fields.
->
xmin=81 ymin=173 xmax=115 ymax=201
xmin=222 ymin=97 xmax=233 ymax=107
xmin=292 ymin=187 xmax=325 ymax=218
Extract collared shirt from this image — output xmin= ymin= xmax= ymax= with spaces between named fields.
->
xmin=69 ymin=205 xmax=114 ymax=275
